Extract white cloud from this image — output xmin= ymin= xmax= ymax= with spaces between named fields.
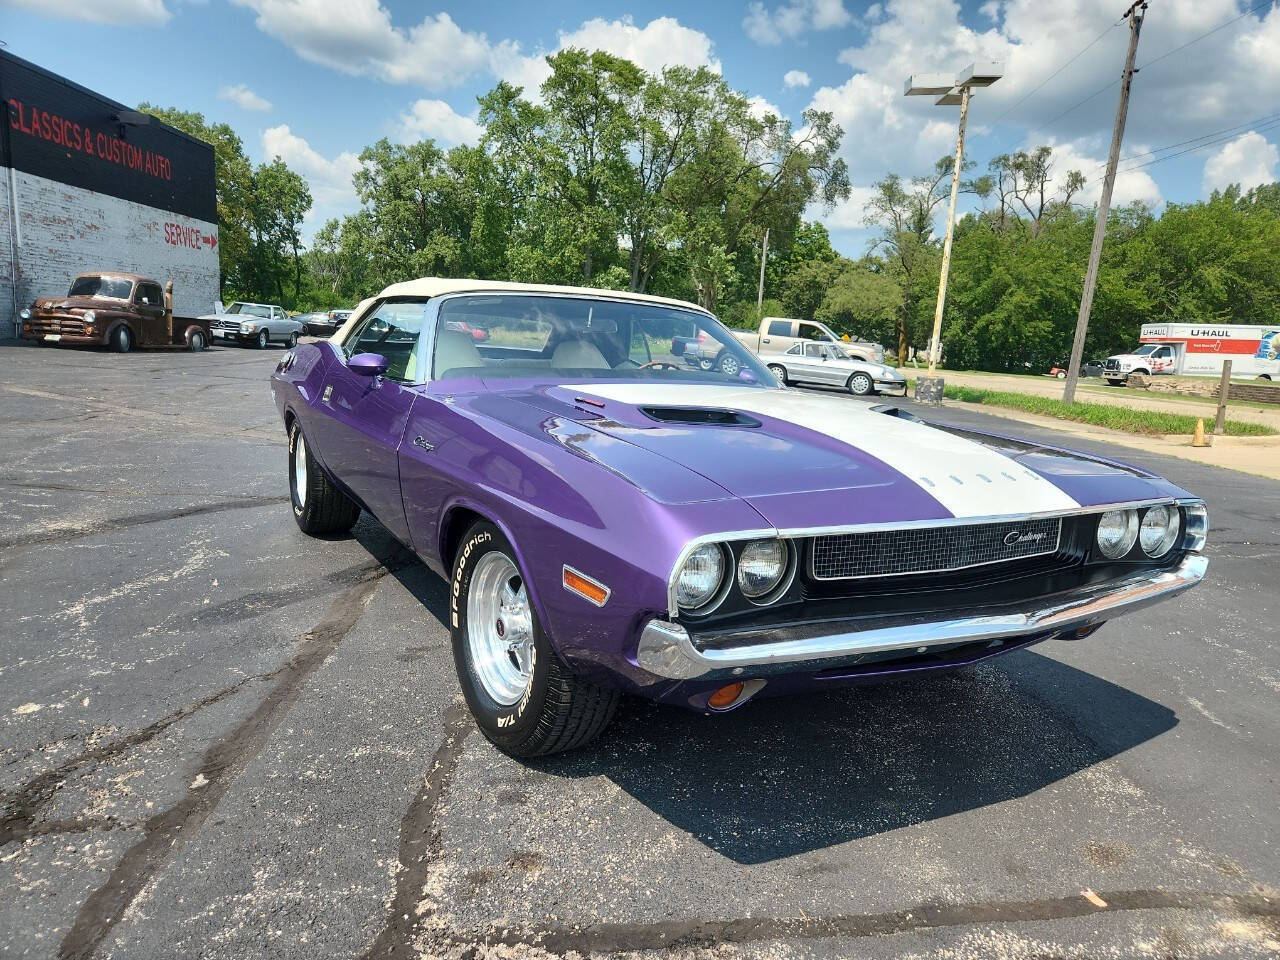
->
xmin=230 ymin=1 xmax=498 ymax=89
xmin=1034 ymin=139 xmax=1162 ymax=209
xmin=744 ymin=0 xmax=852 ymax=45
xmin=4 ymin=0 xmax=170 ymax=24
xmin=493 ymin=16 xmax=721 ymax=99
xmin=218 ymin=83 xmax=273 ymax=112
xmin=783 ymin=69 xmax=812 ymax=88
xmin=747 ymin=96 xmax=785 ymax=123
xmin=261 ymin=125 xmax=361 ymax=236
xmin=802 ymin=0 xmax=1280 ymax=250
xmin=1202 ymin=131 xmax=1279 ymax=195
xmin=397 ymin=99 xmax=483 ymax=147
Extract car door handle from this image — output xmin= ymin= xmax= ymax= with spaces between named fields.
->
xmin=321 ymin=384 xmax=332 ymax=403
xmin=412 ymin=436 xmax=434 ymax=451
xmin=762 ymin=338 xmax=771 ymax=343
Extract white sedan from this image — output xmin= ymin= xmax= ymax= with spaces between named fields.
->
xmin=764 ymin=341 xmax=906 ymax=396
xmin=202 ymin=302 xmax=303 ymax=349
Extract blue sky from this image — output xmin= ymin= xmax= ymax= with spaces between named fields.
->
xmin=5 ymin=0 xmax=1280 ymax=255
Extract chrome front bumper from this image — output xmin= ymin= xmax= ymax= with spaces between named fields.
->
xmin=637 ymin=554 xmax=1207 ymax=681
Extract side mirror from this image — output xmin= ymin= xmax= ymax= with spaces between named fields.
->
xmin=349 ymin=353 xmax=388 ymax=377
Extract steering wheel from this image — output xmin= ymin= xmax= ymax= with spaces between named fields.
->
xmin=637 ymin=360 xmax=681 ymax=371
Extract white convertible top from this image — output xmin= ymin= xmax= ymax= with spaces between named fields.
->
xmin=329 ymin=277 xmax=709 ymax=343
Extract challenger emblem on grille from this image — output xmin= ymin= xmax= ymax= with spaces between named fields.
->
xmin=811 ymin=517 xmax=1063 ymax=580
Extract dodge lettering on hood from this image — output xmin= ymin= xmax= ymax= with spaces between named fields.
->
xmin=271 ymin=279 xmax=1207 ymax=757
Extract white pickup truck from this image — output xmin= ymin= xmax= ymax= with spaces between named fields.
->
xmin=732 ymin=317 xmax=884 ymax=363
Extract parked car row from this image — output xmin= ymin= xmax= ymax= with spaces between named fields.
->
xmin=18 ymin=273 xmax=357 ymax=354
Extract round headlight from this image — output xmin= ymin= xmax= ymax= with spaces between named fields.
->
xmin=676 ymin=543 xmax=725 ymax=610
xmin=737 ymin=539 xmax=788 ymax=599
xmin=1096 ymin=509 xmax=1138 ymax=559
xmin=83 ymin=310 xmax=96 ymax=323
xmin=1139 ymin=504 xmax=1180 ymax=557
xmin=19 ymin=307 xmax=31 ymax=320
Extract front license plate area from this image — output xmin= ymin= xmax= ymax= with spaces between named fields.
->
xmin=44 ymin=334 xmax=62 ymax=341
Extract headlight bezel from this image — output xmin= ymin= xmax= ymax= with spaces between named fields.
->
xmin=19 ymin=307 xmax=31 ymax=320
xmin=1095 ymin=508 xmax=1139 ymax=559
xmin=736 ymin=538 xmax=796 ymax=605
xmin=1139 ymin=504 xmax=1181 ymax=557
xmin=82 ymin=310 xmax=96 ymax=323
xmin=675 ymin=542 xmax=729 ymax=613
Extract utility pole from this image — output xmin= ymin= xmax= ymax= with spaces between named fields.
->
xmin=1063 ymin=0 xmax=1147 ymax=403
xmin=928 ymin=84 xmax=970 ymax=372
xmin=756 ymin=227 xmax=769 ymax=315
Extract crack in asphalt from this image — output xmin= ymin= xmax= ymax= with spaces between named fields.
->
xmin=0 ymin=496 xmax=287 ymax=550
xmin=0 ymin=671 xmax=276 ymax=847
xmin=472 ymin=889 xmax=1280 ymax=953
xmin=56 ymin=565 xmax=390 ymax=960
xmin=361 ymin=701 xmax=472 ymax=960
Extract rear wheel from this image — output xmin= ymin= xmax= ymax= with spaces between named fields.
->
xmin=256 ymin=329 xmax=270 ymax=349
xmin=848 ymin=372 xmax=874 ymax=396
xmin=451 ymin=521 xmax=618 ymax=757
xmin=767 ymin=363 xmax=788 ymax=385
xmin=288 ymin=421 xmax=360 ymax=535
xmin=717 ymin=353 xmax=742 ymax=377
xmin=110 ymin=325 xmax=133 ymax=353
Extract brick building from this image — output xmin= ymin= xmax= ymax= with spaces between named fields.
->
xmin=1 ymin=51 xmax=219 ymax=338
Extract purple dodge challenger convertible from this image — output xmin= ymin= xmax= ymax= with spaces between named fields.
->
xmin=271 ymin=279 xmax=1208 ymax=757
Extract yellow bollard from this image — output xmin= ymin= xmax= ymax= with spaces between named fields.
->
xmin=1191 ymin=418 xmax=1212 ymax=448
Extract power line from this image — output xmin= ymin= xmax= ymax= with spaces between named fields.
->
xmin=1096 ymin=110 xmax=1280 ymax=170
xmin=1139 ymin=0 xmax=1277 ymax=71
xmin=986 ymin=19 xmax=1122 ymax=127
xmin=1118 ymin=116 xmax=1280 ymax=173
xmin=1038 ymin=0 xmax=1276 ymax=130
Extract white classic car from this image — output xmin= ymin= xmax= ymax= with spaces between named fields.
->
xmin=763 ymin=341 xmax=907 ymax=396
xmin=201 ymin=302 xmax=304 ymax=349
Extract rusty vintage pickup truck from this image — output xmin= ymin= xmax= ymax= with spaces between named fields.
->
xmin=18 ymin=273 xmax=212 ymax=353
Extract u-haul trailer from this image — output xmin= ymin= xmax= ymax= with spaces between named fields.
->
xmin=1102 ymin=323 xmax=1280 ymax=384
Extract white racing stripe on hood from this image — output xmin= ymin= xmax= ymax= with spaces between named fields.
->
xmin=570 ymin=383 xmax=1080 ymax=518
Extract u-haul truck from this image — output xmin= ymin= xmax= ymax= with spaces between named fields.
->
xmin=1102 ymin=323 xmax=1280 ymax=384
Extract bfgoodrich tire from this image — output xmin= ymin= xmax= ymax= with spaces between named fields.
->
xmin=450 ymin=521 xmax=618 ymax=757
xmin=288 ymin=421 xmax=360 ymax=535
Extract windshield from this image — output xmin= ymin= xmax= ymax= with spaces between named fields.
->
xmin=68 ymin=276 xmax=133 ymax=300
xmin=1132 ymin=344 xmax=1159 ymax=356
xmin=227 ymin=303 xmax=271 ymax=318
xmin=428 ymin=294 xmax=772 ymax=385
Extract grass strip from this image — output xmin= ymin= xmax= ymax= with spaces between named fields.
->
xmin=943 ymin=385 xmax=1278 ymax=437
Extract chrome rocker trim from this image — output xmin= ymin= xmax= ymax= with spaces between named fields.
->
xmin=638 ymin=553 xmax=1207 ymax=681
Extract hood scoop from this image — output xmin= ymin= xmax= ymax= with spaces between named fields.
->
xmin=639 ymin=406 xmax=762 ymax=428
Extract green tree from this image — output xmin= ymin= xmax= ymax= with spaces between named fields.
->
xmin=816 ymin=264 xmax=902 ymax=344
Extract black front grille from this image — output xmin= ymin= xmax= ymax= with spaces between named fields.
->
xmin=810 ymin=517 xmax=1062 ymax=580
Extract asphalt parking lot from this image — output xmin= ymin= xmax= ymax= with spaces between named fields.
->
xmin=1 ymin=341 xmax=1277 ymax=960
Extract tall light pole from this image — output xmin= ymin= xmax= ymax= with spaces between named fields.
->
xmin=904 ymin=63 xmax=1003 ymax=376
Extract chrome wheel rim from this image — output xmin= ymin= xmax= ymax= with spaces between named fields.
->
xmin=466 ymin=552 xmax=534 ymax=707
xmin=852 ymin=374 xmax=871 ymax=394
xmin=293 ymin=432 xmax=307 ymax=507
xmin=769 ymin=366 xmax=785 ymax=384
xmin=720 ymin=355 xmax=741 ymax=376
